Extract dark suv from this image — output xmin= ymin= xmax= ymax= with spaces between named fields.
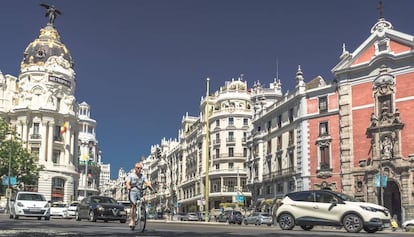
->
xmin=216 ymin=210 xmax=243 ymax=224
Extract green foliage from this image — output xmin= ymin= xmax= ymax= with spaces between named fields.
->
xmin=0 ymin=118 xmax=43 ymax=192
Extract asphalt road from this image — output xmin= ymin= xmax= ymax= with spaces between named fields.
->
xmin=0 ymin=214 xmax=409 ymax=237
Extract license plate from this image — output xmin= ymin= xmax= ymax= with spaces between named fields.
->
xmin=383 ymin=223 xmax=390 ymax=228
xmin=29 ymin=208 xmax=42 ymax=213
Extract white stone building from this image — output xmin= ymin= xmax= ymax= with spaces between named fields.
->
xmin=0 ymin=10 xmax=102 ymax=203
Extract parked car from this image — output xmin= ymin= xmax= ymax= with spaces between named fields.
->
xmin=276 ymin=190 xmax=391 ymax=233
xmin=402 ymin=219 xmax=414 ymax=231
xmin=176 ymin=212 xmax=186 ymax=221
xmin=243 ymin=212 xmax=273 ymax=226
xmin=117 ymin=200 xmax=131 ymax=218
xmin=9 ymin=191 xmax=50 ymax=220
xmin=66 ymin=201 xmax=79 ymax=218
xmin=75 ymin=195 xmax=127 ymax=223
xmin=50 ymin=202 xmax=69 ymax=218
xmin=216 ymin=210 xmax=243 ymax=224
xmin=183 ymin=212 xmax=199 ymax=221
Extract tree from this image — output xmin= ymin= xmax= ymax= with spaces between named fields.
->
xmin=0 ymin=118 xmax=43 ymax=193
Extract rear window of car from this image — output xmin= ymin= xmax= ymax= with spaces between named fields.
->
xmin=52 ymin=203 xmax=67 ymax=208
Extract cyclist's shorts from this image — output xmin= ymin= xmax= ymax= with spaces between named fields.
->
xmin=128 ymin=187 xmax=142 ymax=205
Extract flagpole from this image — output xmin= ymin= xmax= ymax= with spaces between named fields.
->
xmin=204 ymin=78 xmax=210 ymax=222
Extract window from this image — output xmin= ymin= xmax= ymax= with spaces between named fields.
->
xmin=289 ymin=108 xmax=294 ymax=123
xmin=54 ymin=125 xmax=62 ymax=141
xmin=228 ymin=131 xmax=234 ymax=142
xmin=277 ymin=183 xmax=283 ymax=194
xmin=319 ymin=145 xmax=330 ymax=170
xmin=215 ymin=133 xmax=220 ymax=144
xmin=52 ymin=150 xmax=61 ymax=164
xmin=288 ymin=152 xmax=294 ymax=170
xmin=267 ymin=140 xmax=272 ymax=154
xmin=278 ymin=115 xmax=282 ymax=128
xmin=243 ymin=148 xmax=247 ymax=157
xmin=228 ymin=162 xmax=234 ymax=169
xmin=228 ymin=117 xmax=234 ymax=126
xmin=288 ymin=130 xmax=294 ymax=145
xmin=228 ymin=147 xmax=234 ymax=157
xmin=277 ymin=136 xmax=282 ymax=150
xmin=33 ymin=123 xmax=40 ymax=135
xmin=215 ymin=149 xmax=220 ymax=158
xmin=319 ymin=96 xmax=328 ymax=113
xmin=267 ymin=185 xmax=273 ymax=195
xmin=243 ymin=118 xmax=248 ymax=126
xmin=267 ymin=120 xmax=271 ymax=131
xmin=215 ymin=163 xmax=220 ymax=170
xmin=216 ymin=119 xmax=220 ymax=127
xmin=319 ymin=122 xmax=329 ymax=136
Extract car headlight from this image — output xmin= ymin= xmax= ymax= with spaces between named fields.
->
xmin=360 ymin=205 xmax=378 ymax=212
xmin=97 ymin=205 xmax=104 ymax=211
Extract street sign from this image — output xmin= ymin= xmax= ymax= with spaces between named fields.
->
xmin=374 ymin=174 xmax=387 ymax=188
xmin=2 ymin=176 xmax=16 ymax=186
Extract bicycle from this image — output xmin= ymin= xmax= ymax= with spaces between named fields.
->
xmin=130 ymin=186 xmax=150 ymax=232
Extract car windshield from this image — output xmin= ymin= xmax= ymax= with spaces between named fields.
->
xmin=333 ymin=192 xmax=357 ymax=202
xmin=92 ymin=196 xmax=117 ymax=204
xmin=260 ymin=213 xmax=270 ymax=217
xmin=18 ymin=193 xmax=46 ymax=201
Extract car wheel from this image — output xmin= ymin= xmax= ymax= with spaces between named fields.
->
xmin=89 ymin=210 xmax=97 ymax=222
xmin=300 ymin=225 xmax=313 ymax=231
xmin=256 ymin=220 xmax=260 ymax=226
xmin=342 ymin=213 xmax=363 ymax=233
xmin=363 ymin=226 xmax=378 ymax=233
xmin=278 ymin=213 xmax=295 ymax=230
xmin=75 ymin=212 xmax=81 ymax=221
xmin=45 ymin=216 xmax=50 ymax=221
xmin=13 ymin=213 xmax=19 ymax=220
xmin=244 ymin=220 xmax=248 ymax=225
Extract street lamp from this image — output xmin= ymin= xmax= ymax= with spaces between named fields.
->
xmin=5 ymin=131 xmax=13 ymax=214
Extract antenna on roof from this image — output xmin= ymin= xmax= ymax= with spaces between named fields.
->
xmin=276 ymin=58 xmax=279 ymax=80
xmin=377 ymin=1 xmax=384 ymax=19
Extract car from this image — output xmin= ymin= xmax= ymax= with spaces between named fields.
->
xmin=9 ymin=191 xmax=50 ymax=220
xmin=50 ymin=202 xmax=69 ymax=218
xmin=176 ymin=212 xmax=186 ymax=221
xmin=276 ymin=190 xmax=391 ymax=233
xmin=216 ymin=210 xmax=243 ymax=224
xmin=118 ymin=200 xmax=132 ymax=218
xmin=183 ymin=212 xmax=199 ymax=221
xmin=402 ymin=219 xmax=414 ymax=231
xmin=66 ymin=201 xmax=79 ymax=218
xmin=243 ymin=212 xmax=273 ymax=226
xmin=75 ymin=195 xmax=127 ymax=223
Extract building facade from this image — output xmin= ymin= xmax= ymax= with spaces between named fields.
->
xmin=0 ymin=9 xmax=102 ymax=203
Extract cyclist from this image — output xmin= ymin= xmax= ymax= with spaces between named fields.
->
xmin=126 ymin=162 xmax=153 ymax=228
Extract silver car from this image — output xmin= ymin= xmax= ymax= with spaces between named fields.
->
xmin=243 ymin=212 xmax=273 ymax=226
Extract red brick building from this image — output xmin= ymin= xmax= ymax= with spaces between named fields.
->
xmin=333 ymin=16 xmax=414 ymax=221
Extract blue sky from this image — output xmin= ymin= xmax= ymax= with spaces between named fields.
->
xmin=1 ymin=0 xmax=413 ymax=179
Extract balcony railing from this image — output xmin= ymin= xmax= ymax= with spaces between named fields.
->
xmin=30 ymin=134 xmax=41 ymax=139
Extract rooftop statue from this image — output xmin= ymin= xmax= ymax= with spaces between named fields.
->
xmin=40 ymin=3 xmax=61 ymax=25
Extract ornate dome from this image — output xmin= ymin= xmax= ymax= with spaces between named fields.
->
xmin=20 ymin=25 xmax=74 ymax=70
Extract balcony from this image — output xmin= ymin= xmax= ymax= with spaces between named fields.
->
xmin=226 ymin=137 xmax=236 ymax=145
xmin=30 ymin=134 xmax=41 ymax=139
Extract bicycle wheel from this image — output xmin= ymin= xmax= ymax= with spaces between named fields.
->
xmin=137 ymin=205 xmax=146 ymax=232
